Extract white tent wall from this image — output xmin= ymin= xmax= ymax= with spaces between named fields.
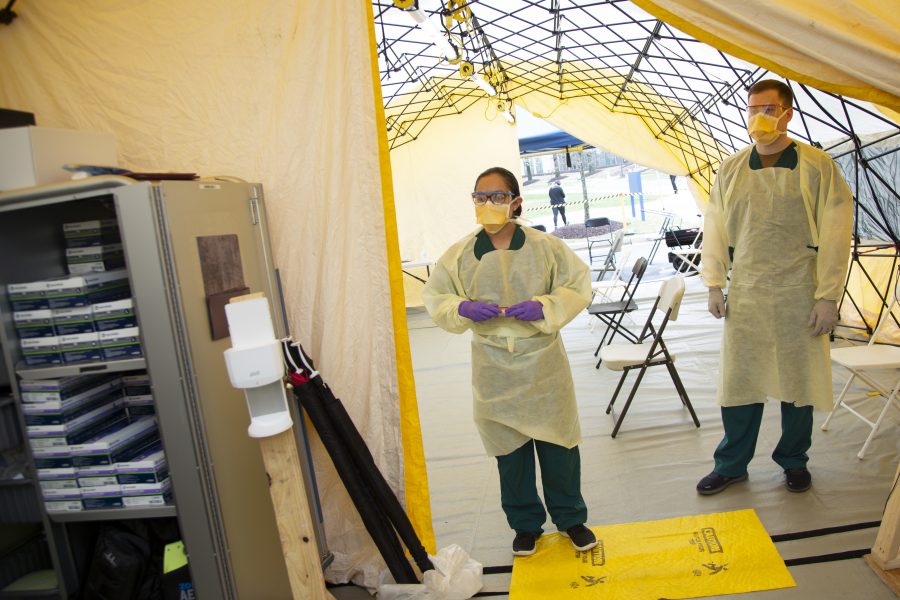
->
xmin=0 ymin=0 xmax=427 ymax=590
xmin=391 ymin=99 xmax=521 ymax=304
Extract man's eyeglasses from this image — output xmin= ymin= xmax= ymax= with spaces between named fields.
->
xmin=471 ymin=192 xmax=514 ymax=206
xmin=745 ymin=103 xmax=788 ymax=117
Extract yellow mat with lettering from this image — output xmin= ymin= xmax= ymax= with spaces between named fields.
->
xmin=509 ymin=509 xmax=795 ymax=599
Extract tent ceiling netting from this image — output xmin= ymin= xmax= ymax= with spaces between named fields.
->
xmin=373 ymin=0 xmax=900 ymax=244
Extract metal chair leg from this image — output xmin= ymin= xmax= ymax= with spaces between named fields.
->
xmin=611 ymin=365 xmax=649 ymax=438
xmin=665 ymin=362 xmax=699 ymax=427
xmin=821 ymin=372 xmax=856 ymax=431
xmin=606 ymin=370 xmax=630 ymax=414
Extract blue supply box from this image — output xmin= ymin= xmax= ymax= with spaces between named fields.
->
xmin=13 ymin=310 xmax=55 ymax=338
xmin=92 ymin=298 xmax=136 ymax=331
xmin=7 ymin=280 xmax=50 ymax=311
xmin=99 ymin=327 xmax=142 ymax=360
xmin=59 ymin=332 xmax=102 ymax=364
xmin=116 ymin=442 xmax=168 ymax=484
xmin=63 ymin=218 xmax=121 ymax=248
xmin=53 ymin=306 xmax=96 ymax=336
xmin=21 ymin=336 xmax=62 ymax=367
xmin=65 ymin=243 xmax=125 ymax=275
xmin=70 ymin=416 xmax=159 ymax=467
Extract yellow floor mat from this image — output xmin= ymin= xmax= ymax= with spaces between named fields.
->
xmin=509 ymin=509 xmax=795 ymax=599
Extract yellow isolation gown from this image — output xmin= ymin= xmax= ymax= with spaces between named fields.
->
xmin=423 ymin=225 xmax=592 ymax=456
xmin=701 ymin=141 xmax=853 ymax=409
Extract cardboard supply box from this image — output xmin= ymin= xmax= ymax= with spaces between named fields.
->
xmin=120 ymin=372 xmax=150 ymax=396
xmin=20 ymin=373 xmax=119 ymax=402
xmin=27 ymin=403 xmax=125 ymax=447
xmin=41 ymin=486 xmax=82 ymax=502
xmin=39 ymin=478 xmax=79 ymax=492
xmin=59 ymin=332 xmax=102 ymax=365
xmin=44 ymin=500 xmax=83 ymax=513
xmin=65 ymin=243 xmax=125 ymax=275
xmin=13 ymin=310 xmax=56 ymax=339
xmin=116 ymin=443 xmax=168 ymax=484
xmin=21 ymin=336 xmax=62 ymax=367
xmin=70 ymin=416 xmax=159 ymax=467
xmin=23 ymin=387 xmax=122 ymax=426
xmin=121 ymin=478 xmax=172 ymax=508
xmin=52 ymin=306 xmax=95 ymax=336
xmin=99 ymin=327 xmax=142 ymax=360
xmin=63 ymin=219 xmax=121 ymax=248
xmin=8 ymin=280 xmax=50 ymax=311
xmin=0 ymin=126 xmax=117 ymax=192
xmin=92 ymin=298 xmax=136 ymax=332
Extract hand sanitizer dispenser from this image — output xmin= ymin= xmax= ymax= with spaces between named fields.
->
xmin=223 ymin=296 xmax=293 ymax=438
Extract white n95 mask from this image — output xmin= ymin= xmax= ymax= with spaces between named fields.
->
xmin=747 ymin=112 xmax=785 ymax=145
xmin=476 ymin=204 xmax=510 ymax=234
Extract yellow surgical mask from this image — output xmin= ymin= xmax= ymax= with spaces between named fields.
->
xmin=476 ymin=204 xmax=511 ymax=234
xmin=747 ymin=112 xmax=785 ymax=145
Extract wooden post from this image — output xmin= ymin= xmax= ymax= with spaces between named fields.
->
xmin=864 ymin=460 xmax=900 ymax=594
xmin=258 ymin=428 xmax=335 ymax=600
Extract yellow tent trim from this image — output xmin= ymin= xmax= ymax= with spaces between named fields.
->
xmin=365 ymin=0 xmax=436 ymax=554
xmin=631 ymin=0 xmax=900 ymax=113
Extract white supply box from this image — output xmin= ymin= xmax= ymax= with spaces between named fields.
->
xmin=0 ymin=126 xmax=117 ymax=192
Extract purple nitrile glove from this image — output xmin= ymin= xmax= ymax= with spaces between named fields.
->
xmin=458 ymin=300 xmax=502 ymax=322
xmin=505 ymin=300 xmax=544 ymax=321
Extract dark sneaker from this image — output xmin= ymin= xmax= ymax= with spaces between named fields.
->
xmin=512 ymin=531 xmax=539 ymax=556
xmin=561 ymin=524 xmax=598 ymax=552
xmin=785 ymin=468 xmax=812 ymax=493
xmin=696 ymin=471 xmax=748 ymax=495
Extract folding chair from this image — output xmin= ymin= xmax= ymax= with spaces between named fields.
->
xmin=589 ymin=257 xmax=649 ymax=368
xmin=666 ymin=226 xmax=703 ymax=275
xmin=646 ymin=212 xmax=675 ymax=266
xmin=585 ymin=217 xmax=612 ymax=264
xmin=591 ymin=246 xmax=632 ymax=302
xmin=599 ymin=275 xmax=699 ymax=437
xmin=591 ymin=229 xmax=625 ymax=282
xmin=821 ymin=280 xmax=900 ymax=459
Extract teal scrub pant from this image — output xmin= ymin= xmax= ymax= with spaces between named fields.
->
xmin=496 ymin=439 xmax=587 ymax=534
xmin=713 ymin=402 xmax=813 ymax=477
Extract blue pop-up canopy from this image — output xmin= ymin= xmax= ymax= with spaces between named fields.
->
xmin=518 ymin=131 xmax=592 ymax=155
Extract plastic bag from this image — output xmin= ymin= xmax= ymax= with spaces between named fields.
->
xmin=377 ymin=544 xmax=483 ymax=600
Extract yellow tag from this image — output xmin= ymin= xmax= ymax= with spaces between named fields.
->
xmin=510 ymin=509 xmax=795 ymax=599
xmin=163 ymin=541 xmax=189 ymax=575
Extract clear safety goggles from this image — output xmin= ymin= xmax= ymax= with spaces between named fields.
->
xmin=471 ymin=191 xmax=515 ymax=206
xmin=745 ymin=103 xmax=788 ymax=117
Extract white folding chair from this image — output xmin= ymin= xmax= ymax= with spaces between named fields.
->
xmin=598 ymin=275 xmax=700 ymax=437
xmin=821 ymin=280 xmax=900 ymax=459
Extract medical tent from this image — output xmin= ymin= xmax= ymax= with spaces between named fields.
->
xmin=0 ymin=0 xmax=898 ymax=592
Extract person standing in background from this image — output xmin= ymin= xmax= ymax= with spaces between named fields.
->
xmin=549 ymin=180 xmax=567 ymax=228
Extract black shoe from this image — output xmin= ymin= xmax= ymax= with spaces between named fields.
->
xmin=561 ymin=524 xmax=598 ymax=552
xmin=784 ymin=468 xmax=812 ymax=493
xmin=696 ymin=471 xmax=748 ymax=495
xmin=512 ymin=531 xmax=540 ymax=556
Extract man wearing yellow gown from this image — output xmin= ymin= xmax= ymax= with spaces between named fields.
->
xmin=423 ymin=167 xmax=596 ymax=556
xmin=698 ymin=80 xmax=853 ymax=495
